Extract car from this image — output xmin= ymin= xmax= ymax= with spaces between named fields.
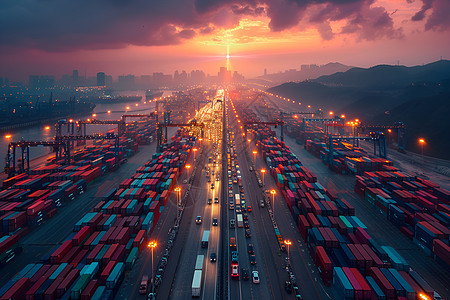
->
xmin=244 ymin=220 xmax=250 ymax=228
xmin=231 ymin=251 xmax=238 ymax=262
xmin=208 ymin=198 xmax=212 ymax=205
xmin=211 ymin=184 xmax=214 ymax=189
xmin=216 ymin=177 xmax=220 ymax=181
xmin=247 ymin=205 xmax=252 ymax=212
xmin=210 ymin=252 xmax=217 ymax=262
xmin=242 ymin=268 xmax=249 ymax=281
xmin=183 ymin=179 xmax=187 ymax=184
xmin=208 ymin=178 xmax=211 ymax=182
xmin=249 ymin=254 xmax=256 ymax=265
xmin=231 ymin=263 xmax=239 ymax=279
xmin=249 ymin=166 xmax=253 ymax=171
xmin=248 ymin=244 xmax=254 ymax=255
xmin=252 ymin=271 xmax=260 ymax=284
xmin=212 ymin=218 xmax=218 ymax=226
xmin=195 ymin=216 xmax=202 ymax=224
xmin=285 ymin=281 xmax=292 ymax=293
xmin=243 ymin=214 xmax=248 ymax=221
xmin=214 ymin=197 xmax=219 ymax=203
xmin=245 ymin=229 xmax=251 ymax=238
xmin=230 ymin=219 xmax=235 ymax=228
xmin=260 ymin=200 xmax=265 ymax=208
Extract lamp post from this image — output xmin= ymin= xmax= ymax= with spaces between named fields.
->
xmin=252 ymin=150 xmax=257 ymax=166
xmin=148 ymin=241 xmax=157 ymax=295
xmin=261 ymin=169 xmax=266 ymax=186
xmin=284 ymin=239 xmax=292 ymax=261
xmin=175 ymin=187 xmax=181 ymax=215
xmin=270 ymin=189 xmax=276 ymax=214
xmin=186 ymin=164 xmax=191 ymax=179
xmin=193 ymin=148 xmax=198 ymax=162
xmin=198 ymin=138 xmax=203 ymax=148
xmin=419 ymin=138 xmax=425 ymax=163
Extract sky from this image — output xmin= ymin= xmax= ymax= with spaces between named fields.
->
xmin=1 ymin=0 xmax=449 ymax=81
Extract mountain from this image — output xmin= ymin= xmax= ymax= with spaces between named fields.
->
xmin=257 ymin=62 xmax=353 ymax=85
xmin=267 ymin=60 xmax=450 ymax=159
xmin=314 ymin=60 xmax=450 ymax=88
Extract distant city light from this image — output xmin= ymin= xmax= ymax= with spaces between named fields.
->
xmin=5 ymin=134 xmax=12 ymax=139
xmin=45 ymin=126 xmax=50 ymax=130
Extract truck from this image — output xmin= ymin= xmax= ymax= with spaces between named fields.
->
xmin=139 ymin=275 xmax=148 ymax=294
xmin=192 ymin=270 xmax=202 ymax=297
xmin=237 ymin=214 xmax=244 ymax=228
xmin=201 ymin=231 xmax=210 ymax=248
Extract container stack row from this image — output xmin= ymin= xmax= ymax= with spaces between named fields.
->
xmin=355 ymin=171 xmax=450 ymax=266
xmin=239 ymin=107 xmax=439 ymax=300
xmin=0 ymin=129 xmax=196 ymax=299
xmin=0 ymin=117 xmax=158 ymax=268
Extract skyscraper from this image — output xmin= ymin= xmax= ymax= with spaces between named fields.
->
xmin=72 ymin=70 xmax=79 ymax=84
xmin=97 ymin=72 xmax=106 ymax=86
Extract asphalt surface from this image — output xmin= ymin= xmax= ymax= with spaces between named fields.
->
xmin=228 ymin=103 xmax=338 ymax=300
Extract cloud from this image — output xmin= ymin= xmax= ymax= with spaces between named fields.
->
xmin=412 ymin=0 xmax=450 ymax=31
xmin=0 ymin=0 xmax=424 ymax=53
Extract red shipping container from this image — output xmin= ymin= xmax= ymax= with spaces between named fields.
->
xmin=26 ymin=276 xmax=48 ymax=300
xmin=80 ymin=280 xmax=99 ymax=300
xmin=44 ymin=277 xmax=64 ymax=300
xmin=56 ymin=269 xmax=80 ymax=298
xmin=100 ymin=261 xmax=117 ymax=284
xmin=1 ymin=277 xmax=30 ymax=300
xmin=50 ymin=240 xmax=72 ymax=264
xmin=72 ymin=226 xmax=91 ymax=246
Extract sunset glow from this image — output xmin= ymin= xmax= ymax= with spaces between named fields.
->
xmin=1 ymin=0 xmax=449 ymax=79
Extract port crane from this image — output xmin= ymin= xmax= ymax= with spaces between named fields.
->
xmin=328 ymin=133 xmax=387 ymax=167
xmin=156 ymin=114 xmax=205 ymax=151
xmin=4 ymin=133 xmax=119 ymax=177
xmin=356 ymin=122 xmax=406 ymax=151
xmin=301 ymin=116 xmax=345 ymax=134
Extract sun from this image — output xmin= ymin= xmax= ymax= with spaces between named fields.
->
xmin=226 ymin=54 xmax=230 ymax=59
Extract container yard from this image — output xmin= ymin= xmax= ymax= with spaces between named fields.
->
xmin=230 ymin=93 xmax=449 ymax=300
xmin=0 ymin=88 xmax=448 ymax=300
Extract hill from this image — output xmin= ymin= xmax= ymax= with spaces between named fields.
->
xmin=267 ymin=60 xmax=450 ymax=159
xmin=257 ymin=62 xmax=353 ymax=84
xmin=314 ymin=60 xmax=450 ymax=88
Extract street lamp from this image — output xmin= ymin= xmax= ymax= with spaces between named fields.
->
xmin=270 ymin=189 xmax=276 ymax=214
xmin=284 ymin=239 xmax=292 ymax=260
xmin=193 ymin=148 xmax=198 ymax=162
xmin=261 ymin=169 xmax=266 ymax=186
xmin=186 ymin=164 xmax=191 ymax=178
xmin=198 ymin=138 xmax=203 ymax=148
xmin=252 ymin=150 xmax=257 ymax=165
xmin=175 ymin=187 xmax=181 ymax=214
xmin=148 ymin=241 xmax=157 ymax=295
xmin=419 ymin=138 xmax=425 ymax=162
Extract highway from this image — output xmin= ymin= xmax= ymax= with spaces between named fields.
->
xmin=227 ymin=98 xmax=338 ymax=300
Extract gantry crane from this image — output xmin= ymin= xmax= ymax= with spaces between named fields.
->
xmin=356 ymin=122 xmax=405 ymax=151
xmin=156 ymin=118 xmax=205 ymax=151
xmin=301 ymin=116 xmax=345 ymax=134
xmin=4 ymin=133 xmax=119 ymax=177
xmin=328 ymin=133 xmax=387 ymax=167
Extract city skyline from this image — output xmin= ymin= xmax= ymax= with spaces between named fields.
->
xmin=1 ymin=0 xmax=449 ymax=80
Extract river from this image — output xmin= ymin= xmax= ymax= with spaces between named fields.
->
xmin=0 ymin=90 xmax=175 ymax=171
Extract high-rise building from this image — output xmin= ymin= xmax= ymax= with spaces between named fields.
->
xmin=218 ymin=67 xmax=231 ymax=82
xmin=72 ymin=70 xmax=79 ymax=84
xmin=97 ymin=72 xmax=106 ymax=86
